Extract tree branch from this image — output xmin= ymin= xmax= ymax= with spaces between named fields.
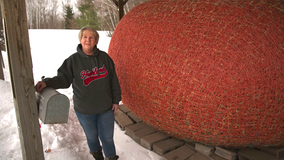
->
xmin=112 ymin=0 xmax=118 ymax=7
xmin=123 ymin=0 xmax=129 ymax=5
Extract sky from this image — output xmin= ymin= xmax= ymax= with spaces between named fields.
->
xmin=0 ymin=29 xmax=163 ymax=160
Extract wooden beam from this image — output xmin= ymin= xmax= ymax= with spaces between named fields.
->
xmin=0 ymin=0 xmax=44 ymax=160
xmin=118 ymin=0 xmax=124 ymax=20
xmin=112 ymin=0 xmax=129 ymax=20
xmin=0 ymin=50 xmax=4 ymax=80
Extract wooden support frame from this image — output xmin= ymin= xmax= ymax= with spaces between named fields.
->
xmin=0 ymin=0 xmax=44 ymax=160
xmin=0 ymin=50 xmax=4 ymax=80
xmin=112 ymin=0 xmax=129 ymax=20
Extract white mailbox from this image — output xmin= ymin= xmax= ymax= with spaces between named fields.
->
xmin=37 ymin=87 xmax=70 ymax=124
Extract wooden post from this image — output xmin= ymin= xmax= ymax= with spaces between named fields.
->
xmin=118 ymin=0 xmax=124 ymax=20
xmin=0 ymin=50 xmax=4 ymax=80
xmin=0 ymin=0 xmax=44 ymax=160
xmin=112 ymin=0 xmax=129 ymax=20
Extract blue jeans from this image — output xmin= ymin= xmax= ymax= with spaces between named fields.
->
xmin=75 ymin=109 xmax=116 ymax=158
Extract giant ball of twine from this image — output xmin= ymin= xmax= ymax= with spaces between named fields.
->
xmin=109 ymin=0 xmax=284 ymax=147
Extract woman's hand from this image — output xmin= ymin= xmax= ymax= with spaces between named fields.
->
xmin=112 ymin=104 xmax=119 ymax=113
xmin=35 ymin=81 xmax=46 ymax=93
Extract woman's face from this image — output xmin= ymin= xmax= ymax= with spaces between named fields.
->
xmin=80 ymin=30 xmax=98 ymax=54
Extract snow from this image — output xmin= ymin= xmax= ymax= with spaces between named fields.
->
xmin=0 ymin=29 xmax=163 ymax=160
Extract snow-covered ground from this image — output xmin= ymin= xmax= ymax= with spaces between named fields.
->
xmin=0 ymin=29 xmax=163 ymax=160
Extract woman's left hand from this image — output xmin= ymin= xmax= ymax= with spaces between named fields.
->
xmin=112 ymin=104 xmax=119 ymax=113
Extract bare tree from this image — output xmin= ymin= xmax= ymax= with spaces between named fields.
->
xmin=26 ymin=0 xmax=64 ymax=29
xmin=91 ymin=0 xmax=148 ymax=34
xmin=25 ymin=0 xmax=148 ymax=30
xmin=0 ymin=6 xmax=5 ymax=51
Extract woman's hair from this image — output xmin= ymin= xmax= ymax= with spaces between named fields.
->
xmin=78 ymin=26 xmax=100 ymax=43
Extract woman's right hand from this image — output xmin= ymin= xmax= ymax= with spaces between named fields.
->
xmin=35 ymin=81 xmax=46 ymax=93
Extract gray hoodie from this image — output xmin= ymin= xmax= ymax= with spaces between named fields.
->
xmin=43 ymin=44 xmax=121 ymax=114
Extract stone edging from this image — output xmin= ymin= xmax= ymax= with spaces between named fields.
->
xmin=115 ymin=104 xmax=284 ymax=160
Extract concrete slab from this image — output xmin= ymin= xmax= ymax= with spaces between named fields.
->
xmin=209 ymin=153 xmax=227 ymax=160
xmin=133 ymin=126 xmax=157 ymax=143
xmin=153 ymin=138 xmax=184 ymax=156
xmin=259 ymin=146 xmax=284 ymax=159
xmin=188 ymin=152 xmax=212 ymax=160
xmin=127 ymin=112 xmax=142 ymax=123
xmin=186 ymin=142 xmax=196 ymax=150
xmin=162 ymin=145 xmax=196 ymax=160
xmin=215 ymin=146 xmax=237 ymax=160
xmin=114 ymin=113 xmax=133 ymax=130
xmin=195 ymin=143 xmax=215 ymax=156
xmin=119 ymin=104 xmax=131 ymax=113
xmin=238 ymin=148 xmax=278 ymax=160
xmin=140 ymin=132 xmax=170 ymax=150
xmin=125 ymin=122 xmax=148 ymax=138
xmin=114 ymin=108 xmax=124 ymax=116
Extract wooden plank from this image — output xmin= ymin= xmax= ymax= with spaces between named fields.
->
xmin=0 ymin=1 xmax=44 ymax=160
xmin=0 ymin=50 xmax=4 ymax=80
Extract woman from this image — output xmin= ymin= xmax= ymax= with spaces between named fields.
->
xmin=35 ymin=26 xmax=121 ymax=160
